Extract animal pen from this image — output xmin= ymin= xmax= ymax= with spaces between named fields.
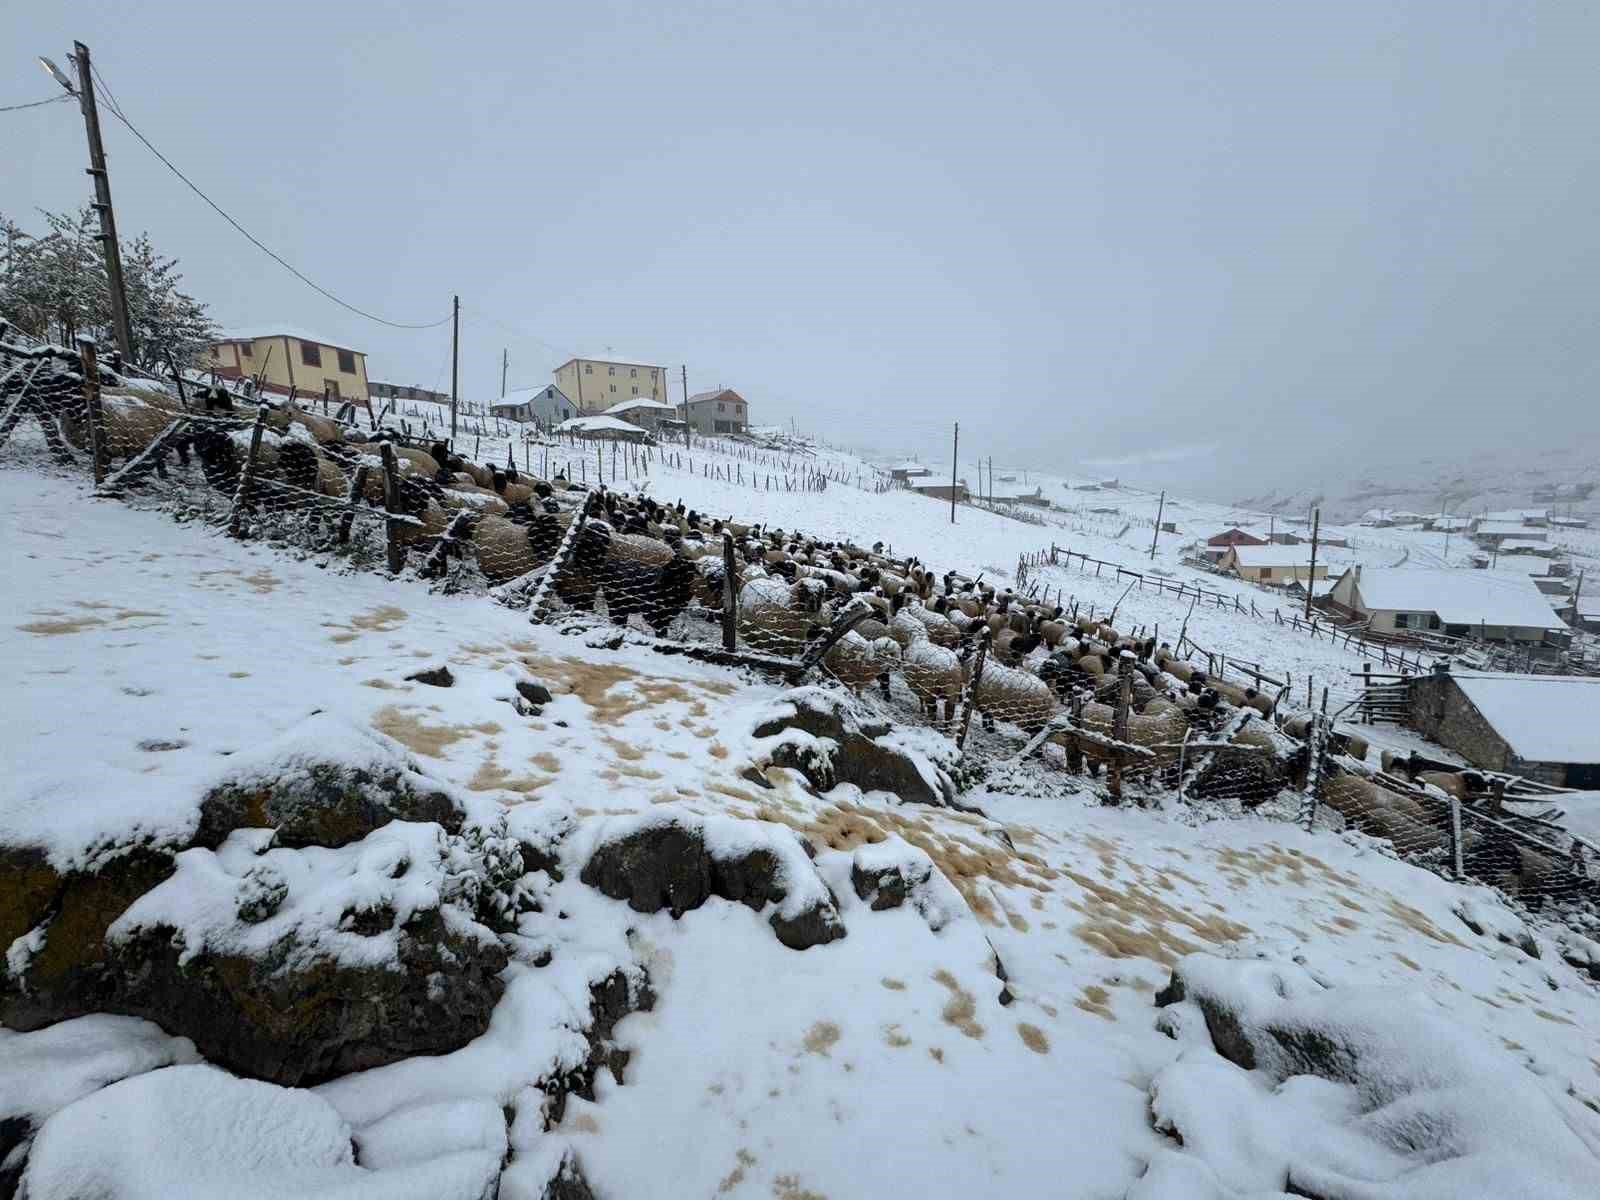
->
xmin=3 ymin=323 xmax=1597 ymax=930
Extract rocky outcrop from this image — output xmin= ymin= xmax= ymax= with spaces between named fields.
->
xmin=194 ymin=759 xmax=462 ymax=851
xmin=754 ymin=686 xmax=960 ymax=807
xmin=1 ymin=751 xmax=517 ymax=1089
xmin=580 ymin=812 xmax=846 ymax=950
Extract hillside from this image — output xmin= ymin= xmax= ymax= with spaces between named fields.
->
xmin=3 ymin=412 xmax=1599 ymax=1198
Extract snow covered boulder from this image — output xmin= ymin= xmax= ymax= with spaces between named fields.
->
xmin=194 ymin=716 xmax=464 ymax=851
xmin=850 ymin=837 xmax=934 ymax=911
xmin=752 ymin=686 xmax=959 ymax=807
xmin=0 ymin=1016 xmax=198 ymax=1195
xmin=92 ymin=822 xmax=515 ymax=1086
xmin=18 ymin=1063 xmax=503 ymax=1200
xmin=579 ymin=810 xmax=845 ymax=950
xmin=1148 ymin=952 xmax=1600 ymax=1198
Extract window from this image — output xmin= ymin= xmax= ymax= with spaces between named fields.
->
xmin=632 ymin=386 xmax=639 ymax=396
xmin=1394 ymin=613 xmax=1415 ymax=630
xmin=300 ymin=341 xmax=322 ymax=367
xmin=239 ymin=341 xmax=253 ymax=358
xmin=608 ymin=366 xmax=615 ymax=376
xmin=1260 ymin=567 xmax=1274 ymax=581
xmin=337 ymin=349 xmax=356 ymax=374
xmin=609 ymin=383 xmax=616 ymax=393
xmin=630 ymin=368 xmax=637 ymax=378
xmin=718 ymin=401 xmax=726 ymax=412
xmin=585 ymin=364 xmax=593 ymax=374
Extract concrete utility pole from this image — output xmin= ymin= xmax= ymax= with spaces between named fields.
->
xmin=1304 ymin=506 xmax=1321 ymax=620
xmin=449 ymin=295 xmax=460 ymax=440
xmin=500 ymin=347 xmax=507 ymax=399
xmin=1150 ymin=490 xmax=1166 ymax=560
xmin=680 ymin=364 xmax=690 ymax=447
xmin=950 ymin=421 xmax=959 ymax=525
xmin=66 ymin=42 xmax=134 ymax=362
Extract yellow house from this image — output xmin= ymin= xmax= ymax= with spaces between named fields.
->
xmin=553 ymin=355 xmax=667 ymax=414
xmin=205 ymin=328 xmax=371 ymax=406
xmin=1217 ymin=544 xmax=1330 ymax=585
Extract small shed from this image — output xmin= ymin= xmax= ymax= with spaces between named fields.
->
xmin=1407 ymin=670 xmax=1600 ymax=788
xmin=607 ymin=397 xmax=680 ymax=434
xmin=491 ymin=384 xmax=577 ymax=427
xmin=909 ymin=480 xmax=970 ymax=503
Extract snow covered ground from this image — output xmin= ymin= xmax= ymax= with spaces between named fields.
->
xmin=4 ymin=450 xmax=1600 ymax=1197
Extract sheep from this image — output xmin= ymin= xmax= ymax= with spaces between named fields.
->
xmin=991 ymin=617 xmax=1045 ymax=668
xmin=738 ymin=576 xmax=829 ymax=655
xmin=900 ymin=630 xmax=965 ymax=727
xmin=1321 ymin=776 xmax=1445 ymax=852
xmin=608 ymin=531 xmax=675 ymax=569
xmin=822 ymin=631 xmax=903 ymax=693
xmin=276 ymin=440 xmax=349 ymax=498
xmin=601 ymin=552 xmax=699 ymax=636
xmin=59 ymin=394 xmax=179 ymax=464
xmin=966 ymin=657 xmax=1058 ymax=734
xmin=390 ymin=445 xmax=442 ymax=477
xmin=285 ymin=404 xmax=344 ymax=444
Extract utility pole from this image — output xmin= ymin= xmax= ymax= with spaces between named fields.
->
xmin=949 ymin=421 xmax=959 ymax=525
xmin=1304 ymin=506 xmax=1321 ymax=620
xmin=500 ymin=347 xmax=507 ymax=399
xmin=1571 ymin=569 xmax=1584 ymax=631
xmin=449 ymin=294 xmax=460 ymax=440
xmin=1150 ymin=490 xmax=1166 ymax=560
xmin=66 ymin=42 xmax=134 ymax=362
xmin=680 ymin=364 xmax=690 ymax=447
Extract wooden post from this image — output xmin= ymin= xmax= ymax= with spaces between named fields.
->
xmin=956 ymin=629 xmax=991 ymax=748
xmin=77 ymin=337 xmax=107 ymax=484
xmin=1304 ymin=506 xmax=1321 ymax=620
xmin=1362 ymin=662 xmax=1373 ymax=723
xmin=227 ymin=406 xmax=269 ymax=537
xmin=422 ymin=509 xmax=474 ymax=579
xmin=1109 ymin=651 xmax=1134 ymax=802
xmin=721 ymin=532 xmax=739 ymax=651
xmin=337 ymin=464 xmax=369 ymax=544
xmin=380 ymin=442 xmax=405 ymax=572
xmin=1300 ymin=688 xmax=1329 ymax=831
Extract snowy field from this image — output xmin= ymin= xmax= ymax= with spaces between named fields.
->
xmin=3 ymin=448 xmax=1600 ymax=1197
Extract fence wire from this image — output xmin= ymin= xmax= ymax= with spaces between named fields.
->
xmin=4 ymin=328 xmax=1596 ymax=935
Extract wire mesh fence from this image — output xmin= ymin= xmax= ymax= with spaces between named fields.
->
xmin=5 ymin=325 xmax=1596 ymax=934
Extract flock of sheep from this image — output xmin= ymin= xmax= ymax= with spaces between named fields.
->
xmin=21 ymin=365 xmax=1589 ymax=904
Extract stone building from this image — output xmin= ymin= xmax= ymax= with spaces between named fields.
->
xmin=1407 ymin=669 xmax=1600 ymax=788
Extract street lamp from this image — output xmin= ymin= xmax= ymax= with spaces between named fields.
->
xmin=38 ymin=56 xmax=77 ymax=95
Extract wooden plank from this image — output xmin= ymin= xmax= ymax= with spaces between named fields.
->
xmin=380 ymin=442 xmax=406 ymax=572
xmin=721 ymin=531 xmax=738 ymax=651
xmin=337 ymin=464 xmax=370 ymax=545
xmin=95 ymin=416 xmax=189 ymax=494
xmin=421 ymin=508 xmax=474 ymax=579
xmin=78 ymin=338 xmax=107 ymax=484
xmin=227 ymin=406 xmax=269 ymax=537
xmin=791 ymin=603 xmax=876 ymax=682
xmin=956 ymin=627 xmax=990 ymax=749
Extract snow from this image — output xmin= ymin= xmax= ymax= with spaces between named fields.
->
xmin=19 ymin=1064 xmax=502 ymax=1199
xmin=1449 ymin=672 xmax=1600 ymax=763
xmin=605 ymin=397 xmax=678 ymax=415
xmin=4 ymin=446 xmax=1600 ymax=1195
xmin=1145 ymin=953 xmax=1600 ymax=1197
xmin=557 ymin=414 xmax=642 ymax=435
xmin=1350 ymin=566 xmax=1567 ymax=629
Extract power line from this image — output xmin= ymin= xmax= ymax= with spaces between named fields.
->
xmin=88 ymin=64 xmax=450 ymax=331
xmin=0 ymin=94 xmax=72 ymax=113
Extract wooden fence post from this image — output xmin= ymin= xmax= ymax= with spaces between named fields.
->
xmin=957 ymin=630 xmax=991 ymax=748
xmin=77 ymin=336 xmax=107 ymax=484
xmin=227 ymin=406 xmax=269 ymax=537
xmin=380 ymin=441 xmax=405 ymax=572
xmin=721 ymin=532 xmax=739 ymax=651
xmin=1300 ymin=687 xmax=1330 ymax=831
xmin=1109 ymin=651 xmax=1134 ymax=802
xmin=337 ymin=464 xmax=369 ymax=544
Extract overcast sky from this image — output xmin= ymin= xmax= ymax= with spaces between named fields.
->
xmin=4 ymin=1 xmax=1596 ymax=497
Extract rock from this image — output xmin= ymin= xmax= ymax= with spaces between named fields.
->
xmin=850 ymin=847 xmax=933 ymax=912
xmin=756 ymin=686 xmax=959 ymax=806
xmin=404 ymin=665 xmax=454 ymax=687
xmin=0 ymin=844 xmax=177 ymax=1032
xmin=516 ymin=680 xmax=555 ymax=706
xmin=581 ymin=814 xmax=845 ymax=950
xmin=106 ymin=905 xmax=506 ymax=1087
xmin=579 ymin=822 xmax=711 ymax=917
xmin=543 ymin=1149 xmax=597 ymax=1200
xmin=195 ymin=760 xmax=462 ymax=851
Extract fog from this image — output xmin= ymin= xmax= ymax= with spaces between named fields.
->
xmin=4 ymin=1 xmax=1596 ymax=500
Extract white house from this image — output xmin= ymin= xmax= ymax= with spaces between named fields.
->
xmin=1216 ymin=544 xmax=1329 ymax=585
xmin=1327 ymin=566 xmax=1568 ymax=642
xmin=490 ymin=384 xmax=577 ymax=426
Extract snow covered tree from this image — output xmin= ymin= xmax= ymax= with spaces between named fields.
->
xmin=0 ymin=205 xmax=215 ymax=368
